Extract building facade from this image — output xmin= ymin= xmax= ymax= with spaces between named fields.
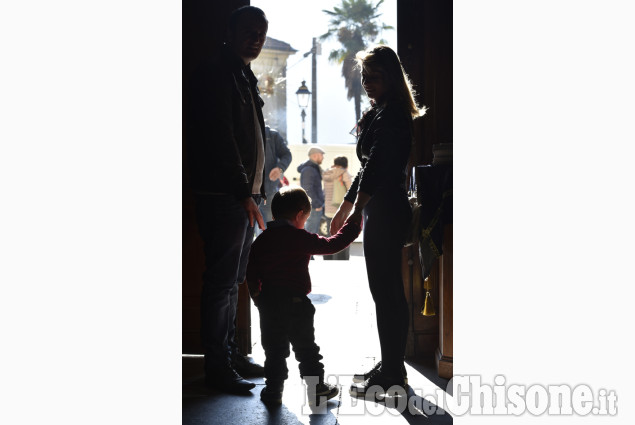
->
xmin=251 ymin=36 xmax=297 ymax=140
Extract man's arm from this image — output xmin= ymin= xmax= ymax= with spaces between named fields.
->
xmin=268 ymin=131 xmax=292 ymax=182
xmin=274 ymin=132 xmax=292 ymax=172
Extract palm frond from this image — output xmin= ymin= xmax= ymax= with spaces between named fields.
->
xmin=322 ymin=0 xmax=393 ymax=120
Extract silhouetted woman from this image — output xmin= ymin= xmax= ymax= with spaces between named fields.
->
xmin=330 ymin=45 xmax=424 ymax=396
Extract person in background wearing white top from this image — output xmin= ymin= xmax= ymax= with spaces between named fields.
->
xmin=322 ymin=156 xmax=353 ymax=260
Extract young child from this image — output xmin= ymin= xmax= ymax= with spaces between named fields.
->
xmin=246 ymin=186 xmax=361 ymax=405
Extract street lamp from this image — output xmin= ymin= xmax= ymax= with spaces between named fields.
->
xmin=295 ymin=80 xmax=311 ymax=144
xmin=303 ymin=38 xmax=320 ymax=144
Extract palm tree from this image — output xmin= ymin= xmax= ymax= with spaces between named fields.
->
xmin=320 ymin=0 xmax=393 ymax=122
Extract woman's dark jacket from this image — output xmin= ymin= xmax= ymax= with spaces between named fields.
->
xmin=344 ymin=104 xmax=412 ymax=203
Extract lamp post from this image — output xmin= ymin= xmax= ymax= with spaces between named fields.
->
xmin=295 ymin=80 xmax=311 ymax=144
xmin=303 ymin=38 xmax=320 ymax=143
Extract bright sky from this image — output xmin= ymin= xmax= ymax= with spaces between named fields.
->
xmin=251 ymin=0 xmax=397 ymax=146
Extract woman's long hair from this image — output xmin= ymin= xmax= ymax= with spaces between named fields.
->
xmin=355 ymin=45 xmax=425 ymax=119
xmin=356 ymin=45 xmax=425 ymax=190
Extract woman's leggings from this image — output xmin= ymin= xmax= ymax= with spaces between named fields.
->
xmin=362 ymin=187 xmax=412 ymax=378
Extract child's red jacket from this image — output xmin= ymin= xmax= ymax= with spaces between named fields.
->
xmin=246 ymin=220 xmax=361 ymax=296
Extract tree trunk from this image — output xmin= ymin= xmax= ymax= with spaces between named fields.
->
xmin=354 ymin=89 xmax=361 ymax=123
xmin=353 ymin=75 xmax=362 ymax=123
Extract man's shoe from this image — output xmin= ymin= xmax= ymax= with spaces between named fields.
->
xmin=308 ymin=382 xmax=339 ymax=406
xmin=231 ymin=352 xmax=265 ymax=377
xmin=260 ymin=382 xmax=284 ymax=405
xmin=349 ymin=370 xmax=406 ymax=398
xmin=205 ymin=365 xmax=256 ymax=393
xmin=352 ymin=361 xmax=408 ymax=385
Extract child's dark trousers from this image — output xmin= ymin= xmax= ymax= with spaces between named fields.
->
xmin=257 ymin=291 xmax=324 ymax=385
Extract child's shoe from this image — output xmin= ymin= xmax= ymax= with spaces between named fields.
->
xmin=260 ymin=382 xmax=284 ymax=404
xmin=307 ymin=381 xmax=339 ymax=406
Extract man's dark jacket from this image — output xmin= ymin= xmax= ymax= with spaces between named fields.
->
xmin=297 ymin=160 xmax=324 ymax=209
xmin=186 ymin=44 xmax=266 ymax=200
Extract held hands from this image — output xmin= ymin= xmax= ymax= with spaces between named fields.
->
xmin=330 ymin=200 xmax=354 ymax=234
xmin=241 ymin=196 xmax=265 ymax=230
xmin=345 ymin=208 xmax=363 ymax=227
xmin=332 ymin=192 xmax=369 ymax=233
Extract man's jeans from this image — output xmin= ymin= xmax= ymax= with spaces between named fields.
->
xmin=304 ymin=207 xmax=323 ymax=235
xmin=194 ymin=193 xmax=259 ymax=373
xmin=255 ymin=200 xmax=273 ymax=237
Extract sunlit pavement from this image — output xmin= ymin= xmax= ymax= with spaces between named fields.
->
xmin=183 ymin=248 xmax=453 ymax=424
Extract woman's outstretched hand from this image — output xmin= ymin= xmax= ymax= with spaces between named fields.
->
xmin=330 ymin=200 xmax=354 ymax=234
xmin=342 ymin=191 xmax=369 ymax=229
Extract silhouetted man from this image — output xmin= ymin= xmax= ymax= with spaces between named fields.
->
xmin=186 ymin=6 xmax=268 ymax=393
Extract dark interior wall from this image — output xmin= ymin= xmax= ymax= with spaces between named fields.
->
xmin=398 ymin=0 xmax=453 ymax=165
xmin=397 ymin=0 xmax=452 ymax=359
xmin=183 ymin=0 xmax=248 ymax=80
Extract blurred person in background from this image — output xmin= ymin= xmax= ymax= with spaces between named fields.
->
xmin=297 ymin=146 xmax=325 ymax=236
xmin=322 ymin=156 xmax=353 ymax=260
xmin=256 ymin=125 xmax=292 ymax=235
